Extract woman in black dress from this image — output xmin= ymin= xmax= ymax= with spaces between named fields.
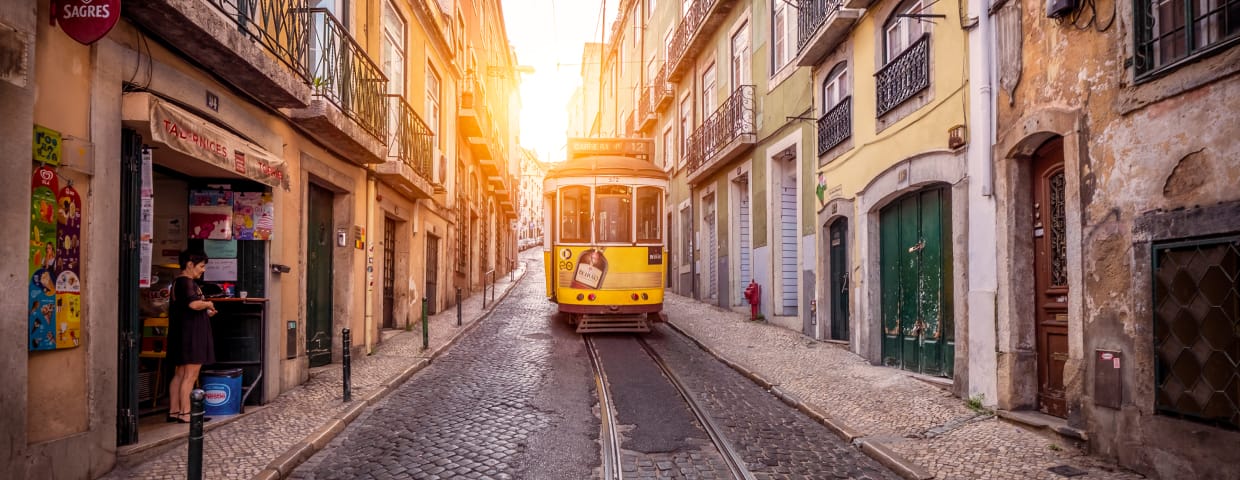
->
xmin=167 ymin=250 xmax=216 ymax=423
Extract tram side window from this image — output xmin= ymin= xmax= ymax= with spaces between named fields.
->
xmin=595 ymin=185 xmax=633 ymax=243
xmin=560 ymin=186 xmax=591 ymax=243
xmin=636 ymin=187 xmax=662 ymax=243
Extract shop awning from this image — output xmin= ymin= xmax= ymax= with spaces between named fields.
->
xmin=123 ymin=93 xmax=290 ymax=189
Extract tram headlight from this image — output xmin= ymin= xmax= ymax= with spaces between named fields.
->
xmin=576 ymin=293 xmax=585 ymax=301
xmin=631 ymin=293 xmax=639 ymax=301
xmin=641 ymin=293 xmax=649 ymax=300
xmin=588 ymin=293 xmax=597 ymax=301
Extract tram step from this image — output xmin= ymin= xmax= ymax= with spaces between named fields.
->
xmin=576 ymin=315 xmax=651 ymax=333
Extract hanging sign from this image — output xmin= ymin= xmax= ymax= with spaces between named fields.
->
xmin=149 ymin=98 xmax=289 ymax=189
xmin=52 ymin=0 xmax=121 ymax=45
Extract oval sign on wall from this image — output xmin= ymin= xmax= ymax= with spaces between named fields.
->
xmin=54 ymin=0 xmax=121 ymax=45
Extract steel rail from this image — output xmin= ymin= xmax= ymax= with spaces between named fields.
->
xmin=636 ymin=336 xmax=756 ymax=480
xmin=584 ymin=336 xmax=624 ymax=479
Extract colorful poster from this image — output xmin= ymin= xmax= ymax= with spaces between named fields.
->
xmin=55 ymin=185 xmax=82 ymax=349
xmin=29 ymin=166 xmax=58 ymax=351
xmin=189 ymin=189 xmax=234 ymax=240
xmin=233 ymin=191 xmax=274 ymax=240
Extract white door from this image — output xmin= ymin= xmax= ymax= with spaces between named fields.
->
xmin=735 ymin=176 xmax=751 ymax=306
xmin=780 ymin=172 xmax=798 ymax=316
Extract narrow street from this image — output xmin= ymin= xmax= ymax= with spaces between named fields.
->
xmin=292 ymin=252 xmax=897 ymax=479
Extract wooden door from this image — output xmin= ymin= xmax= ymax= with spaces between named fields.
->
xmin=1032 ymin=138 xmax=1069 ymax=418
xmin=306 ymin=184 xmax=334 ymax=368
xmin=829 ymin=219 xmax=850 ymax=341
xmin=117 ymin=129 xmax=143 ymax=445
xmin=426 ymin=235 xmax=439 ymax=315
xmin=880 ymin=187 xmax=954 ymax=377
xmin=382 ymin=217 xmax=396 ymax=329
xmin=736 ymin=179 xmax=751 ymax=305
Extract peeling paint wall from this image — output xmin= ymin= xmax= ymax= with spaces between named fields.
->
xmin=994 ymin=0 xmax=1240 ymax=476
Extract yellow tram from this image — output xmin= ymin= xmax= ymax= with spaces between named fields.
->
xmin=543 ymin=139 xmax=669 ymax=332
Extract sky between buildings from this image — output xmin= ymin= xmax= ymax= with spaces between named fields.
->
xmin=502 ymin=0 xmax=617 ymax=163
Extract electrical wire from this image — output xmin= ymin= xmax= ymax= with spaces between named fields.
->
xmin=1059 ymin=0 xmax=1116 ymax=31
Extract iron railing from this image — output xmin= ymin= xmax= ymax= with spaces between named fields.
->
xmin=685 ymin=85 xmax=755 ymax=174
xmin=667 ymin=0 xmax=718 ymax=76
xmin=301 ymin=8 xmax=389 ymax=140
xmin=653 ymin=64 xmax=674 ymax=109
xmin=385 ymin=95 xmax=434 ymax=180
xmin=817 ymin=96 xmax=851 ymax=155
xmin=637 ymin=87 xmax=652 ymax=126
xmin=1134 ymin=0 xmax=1240 ymax=80
xmin=875 ymin=34 xmax=930 ymax=116
xmin=797 ymin=0 xmax=845 ymax=51
xmin=210 ymin=0 xmax=310 ymax=80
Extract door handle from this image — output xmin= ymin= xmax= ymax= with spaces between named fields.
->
xmin=908 ymin=239 xmax=925 ymax=253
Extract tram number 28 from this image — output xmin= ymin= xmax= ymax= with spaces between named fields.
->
xmin=558 ymin=260 xmax=574 ymax=271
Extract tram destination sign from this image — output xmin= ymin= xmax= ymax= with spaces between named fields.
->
xmin=567 ymin=137 xmax=654 ymax=161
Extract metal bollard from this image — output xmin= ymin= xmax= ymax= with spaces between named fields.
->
xmin=456 ymin=288 xmax=463 ymax=327
xmin=342 ymin=328 xmax=352 ymax=402
xmin=188 ymin=389 xmax=205 ymax=480
xmin=421 ymin=297 xmax=429 ymax=350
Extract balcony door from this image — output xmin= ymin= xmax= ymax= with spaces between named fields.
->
xmin=822 ymin=64 xmax=848 ymax=113
xmin=381 ymin=1 xmax=406 ymax=154
xmin=731 ymin=21 xmax=751 ymax=89
xmin=308 ymin=0 xmax=350 ymax=96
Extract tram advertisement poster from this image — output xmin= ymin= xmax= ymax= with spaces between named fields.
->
xmin=557 ymin=246 xmax=664 ymax=290
xmin=29 ymin=165 xmax=59 ymax=351
xmin=55 ymin=185 xmax=83 ymax=349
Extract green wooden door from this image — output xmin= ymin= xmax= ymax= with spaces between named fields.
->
xmin=829 ymin=219 xmax=849 ymax=341
xmin=306 ymin=184 xmax=334 ymax=368
xmin=880 ymin=187 xmax=953 ymax=377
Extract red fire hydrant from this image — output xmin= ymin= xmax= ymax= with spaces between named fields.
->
xmin=743 ymin=281 xmax=761 ymax=320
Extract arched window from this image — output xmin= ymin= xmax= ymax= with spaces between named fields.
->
xmin=822 ymin=62 xmax=849 ymax=112
xmin=884 ymin=0 xmax=927 ymax=63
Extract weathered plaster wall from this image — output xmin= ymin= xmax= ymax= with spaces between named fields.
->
xmin=995 ymin=1 xmax=1240 ymax=477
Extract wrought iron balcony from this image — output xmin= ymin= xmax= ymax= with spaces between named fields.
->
xmin=124 ymin=0 xmax=313 ymax=107
xmin=653 ymin=65 xmax=674 ymax=111
xmin=817 ymin=96 xmax=851 ymax=155
xmin=375 ymin=95 xmax=435 ymax=199
xmin=459 ymin=77 xmax=489 ymax=138
xmin=875 ymin=34 xmax=930 ymax=116
xmin=685 ymin=85 xmax=756 ymax=182
xmin=666 ymin=0 xmax=735 ymax=82
xmin=794 ymin=0 xmax=861 ymax=67
xmin=637 ymin=87 xmax=655 ymax=131
xmin=302 ymin=8 xmax=389 ymax=141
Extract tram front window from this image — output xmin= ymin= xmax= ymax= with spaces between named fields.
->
xmin=560 ymin=186 xmax=591 ymax=243
xmin=636 ymin=186 xmax=662 ymax=243
xmin=595 ymin=185 xmax=632 ymax=243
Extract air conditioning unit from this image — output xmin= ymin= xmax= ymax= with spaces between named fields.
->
xmin=1046 ymin=0 xmax=1077 ymax=18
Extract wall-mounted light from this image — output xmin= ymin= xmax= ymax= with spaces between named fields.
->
xmin=948 ymin=124 xmax=967 ymax=150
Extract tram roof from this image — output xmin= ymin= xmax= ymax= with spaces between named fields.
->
xmin=545 ymin=155 xmax=668 ymax=180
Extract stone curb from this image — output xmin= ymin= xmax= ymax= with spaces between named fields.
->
xmin=663 ymin=319 xmax=930 ymax=480
xmin=255 ymin=264 xmax=528 ymax=479
xmin=857 ymin=439 xmax=935 ymax=480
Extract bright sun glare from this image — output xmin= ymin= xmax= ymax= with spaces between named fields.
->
xmin=503 ymin=0 xmax=616 ymax=164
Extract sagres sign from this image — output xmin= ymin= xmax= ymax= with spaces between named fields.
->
xmin=52 ymin=0 xmax=121 ymax=45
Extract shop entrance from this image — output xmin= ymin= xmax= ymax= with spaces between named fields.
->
xmin=306 ymin=184 xmax=334 ymax=367
xmin=382 ymin=217 xmax=396 ymax=329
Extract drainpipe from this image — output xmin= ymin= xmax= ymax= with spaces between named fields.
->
xmin=364 ymin=176 xmax=376 ymax=354
xmin=979 ymin=0 xmax=996 ymax=197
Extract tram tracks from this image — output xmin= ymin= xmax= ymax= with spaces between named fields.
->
xmin=585 ymin=334 xmax=756 ymax=480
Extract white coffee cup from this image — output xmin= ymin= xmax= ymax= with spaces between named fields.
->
xmin=239 ymin=291 xmax=248 ymax=299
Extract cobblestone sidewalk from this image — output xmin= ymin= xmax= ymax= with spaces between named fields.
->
xmin=102 ymin=257 xmax=531 ymax=480
xmin=662 ymin=293 xmax=1144 ymax=480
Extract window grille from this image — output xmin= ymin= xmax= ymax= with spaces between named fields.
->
xmin=1152 ymin=235 xmax=1240 ymax=430
xmin=1134 ymin=0 xmax=1240 ymax=79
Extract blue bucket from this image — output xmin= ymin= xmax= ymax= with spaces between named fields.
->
xmin=200 ymin=368 xmax=243 ymax=416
